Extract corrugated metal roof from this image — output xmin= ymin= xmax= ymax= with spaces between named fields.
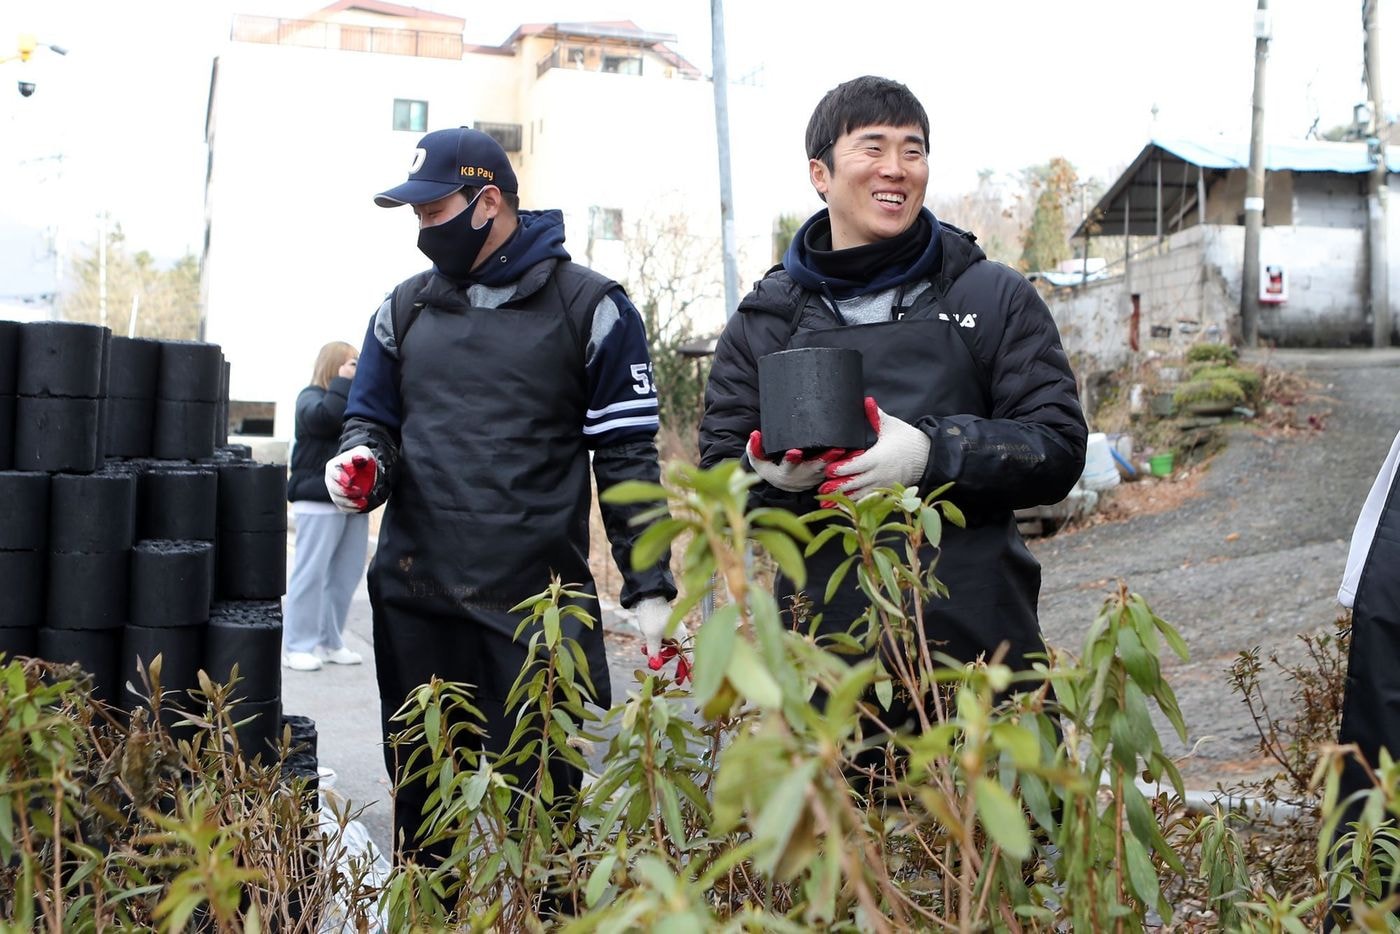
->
xmin=1152 ymin=136 xmax=1400 ymax=174
xmin=1072 ymin=137 xmax=1398 ymax=239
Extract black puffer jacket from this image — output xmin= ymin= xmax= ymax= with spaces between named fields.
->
xmin=287 ymin=376 xmax=351 ymax=503
xmin=700 ymin=220 xmax=1085 ymax=674
xmin=700 ymin=222 xmax=1086 ymax=517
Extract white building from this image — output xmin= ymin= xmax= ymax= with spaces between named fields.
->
xmin=202 ymin=1 xmax=781 ymax=440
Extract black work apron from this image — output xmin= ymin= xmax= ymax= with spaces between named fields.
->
xmin=1337 ymin=466 xmax=1400 ymax=824
xmin=782 ymin=294 xmax=1045 ymax=673
xmin=370 ymin=281 xmax=611 ymax=708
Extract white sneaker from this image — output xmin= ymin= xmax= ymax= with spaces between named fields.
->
xmin=320 ymin=646 xmax=363 ymax=666
xmin=283 ymin=651 xmax=323 ymax=671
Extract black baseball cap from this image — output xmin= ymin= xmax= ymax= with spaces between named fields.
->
xmin=374 ymin=126 xmax=518 ymax=207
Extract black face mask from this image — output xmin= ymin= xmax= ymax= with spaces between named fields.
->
xmin=416 ymin=189 xmax=492 ymax=282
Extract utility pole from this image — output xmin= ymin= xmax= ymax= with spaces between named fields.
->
xmin=1241 ymin=0 xmax=1270 ymax=348
xmin=1365 ymin=0 xmax=1391 ymax=347
xmin=711 ymin=0 xmax=740 ymax=318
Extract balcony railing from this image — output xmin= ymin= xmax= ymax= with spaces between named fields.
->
xmin=536 ymin=43 xmax=697 ymax=80
xmin=231 ymin=15 xmax=463 ymax=60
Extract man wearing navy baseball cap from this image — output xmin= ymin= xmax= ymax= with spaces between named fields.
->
xmin=327 ymin=126 xmax=681 ymax=864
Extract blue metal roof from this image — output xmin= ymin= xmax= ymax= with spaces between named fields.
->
xmin=1152 ymin=136 xmax=1400 ymax=174
xmin=1072 ymin=136 xmax=1398 ymax=239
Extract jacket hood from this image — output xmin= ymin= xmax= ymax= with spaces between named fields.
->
xmin=747 ymin=217 xmax=986 ymax=317
xmin=473 ymin=209 xmax=571 ymax=287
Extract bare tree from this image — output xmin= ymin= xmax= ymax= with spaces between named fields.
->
xmin=929 ymin=169 xmax=1028 ymax=267
xmin=57 ymin=221 xmax=200 ymax=338
xmin=622 ymin=207 xmax=724 ymax=456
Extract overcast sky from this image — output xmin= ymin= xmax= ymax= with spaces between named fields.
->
xmin=0 ymin=0 xmax=1389 ymax=263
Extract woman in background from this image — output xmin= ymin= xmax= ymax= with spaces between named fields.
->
xmin=283 ymin=341 xmax=368 ymax=671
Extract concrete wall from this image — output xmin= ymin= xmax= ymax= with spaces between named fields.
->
xmin=1206 ymin=225 xmax=1370 ymax=344
xmin=1293 ymin=173 xmax=1368 ymax=228
xmin=1047 ymin=218 xmax=1391 ymax=373
xmin=1042 ymin=274 xmax=1132 ymax=376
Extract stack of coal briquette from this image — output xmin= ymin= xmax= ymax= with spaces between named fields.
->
xmin=0 ymin=318 xmax=310 ymax=767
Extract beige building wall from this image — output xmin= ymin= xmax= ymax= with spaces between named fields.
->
xmin=203 ymin=17 xmax=779 ymax=440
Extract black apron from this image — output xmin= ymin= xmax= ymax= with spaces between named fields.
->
xmin=1337 ymin=465 xmax=1400 ymax=818
xmin=781 ymin=289 xmax=1045 ymax=672
xmin=370 ymin=275 xmax=611 ymax=708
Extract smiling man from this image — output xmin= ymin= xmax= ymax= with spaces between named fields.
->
xmin=700 ymin=75 xmax=1086 ymax=713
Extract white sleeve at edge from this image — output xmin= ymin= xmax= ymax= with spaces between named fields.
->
xmin=1338 ymin=428 xmax=1400 ymax=608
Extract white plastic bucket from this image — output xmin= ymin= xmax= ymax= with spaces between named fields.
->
xmin=1082 ymin=432 xmax=1121 ymax=491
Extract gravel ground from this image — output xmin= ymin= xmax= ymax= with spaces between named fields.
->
xmin=1032 ymin=347 xmax=1400 ymax=789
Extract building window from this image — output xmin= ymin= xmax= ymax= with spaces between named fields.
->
xmin=602 ymin=54 xmax=642 ymax=75
xmin=591 ymin=207 xmax=623 ymax=240
xmin=474 ymin=121 xmax=523 ymax=153
xmin=393 ymin=99 xmax=428 ymax=132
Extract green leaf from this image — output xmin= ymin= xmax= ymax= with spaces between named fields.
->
xmin=750 ymin=507 xmax=813 ymax=542
xmin=1121 ymin=782 xmax=1157 ymax=846
xmin=1122 ymin=833 xmax=1160 ymax=908
xmin=824 ymin=555 xmax=858 ymax=604
xmin=752 ymin=761 xmax=818 ymax=876
xmin=804 ymin=524 xmax=844 ymax=556
xmin=632 ymin=518 xmax=686 ymax=571
xmin=939 ymin=499 xmax=966 ymax=527
xmin=919 ymin=505 xmax=943 ymax=546
xmin=657 ymin=779 xmax=689 ymax=851
xmin=601 ymin=480 xmax=669 ymax=504
xmin=753 ymin=530 xmax=806 ymax=590
xmin=1116 ymin=623 xmax=1159 ymax=692
xmin=463 ymin=766 xmax=491 ymax=810
xmin=872 ymin=550 xmax=901 ymax=602
xmin=1154 ymin=613 xmax=1191 ymax=662
xmin=542 ymin=605 xmax=560 ymax=646
xmin=991 ymin=722 xmax=1040 ymax=768
xmin=424 ymin=703 xmax=441 ymax=751
xmin=691 ymin=604 xmax=738 ymax=706
xmin=874 ymin=674 xmax=893 ymax=711
xmin=974 ymin=776 xmax=1032 ymax=861
xmin=1155 ymin=681 xmax=1190 ymax=743
xmin=821 ymin=660 xmax=878 ymax=735
xmin=726 ymin=638 xmax=782 ymax=709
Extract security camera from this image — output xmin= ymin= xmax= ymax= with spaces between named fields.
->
xmin=17 ymin=81 xmax=35 ymax=97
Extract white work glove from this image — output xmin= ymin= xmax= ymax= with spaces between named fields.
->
xmin=324 ymin=445 xmax=378 ymax=513
xmin=820 ymin=397 xmax=931 ymax=503
xmin=634 ymin=596 xmax=691 ymax=684
xmin=743 ymin=430 xmax=848 ymax=493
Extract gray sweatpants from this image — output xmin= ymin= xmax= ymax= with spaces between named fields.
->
xmin=284 ymin=511 xmax=369 ymax=654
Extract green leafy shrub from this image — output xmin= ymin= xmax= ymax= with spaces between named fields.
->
xmin=1174 ymin=377 xmax=1248 ymax=409
xmin=6 ymin=466 xmax=1400 ymax=931
xmin=375 ymin=467 xmax=1214 ymax=928
xmin=0 ymin=659 xmax=381 ymax=932
xmin=1186 ymin=342 xmax=1239 ymax=364
xmin=1189 ymin=363 xmax=1264 ymax=401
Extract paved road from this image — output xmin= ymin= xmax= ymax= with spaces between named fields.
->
xmin=285 ymin=347 xmax=1400 ymax=852
xmin=1033 ymin=347 xmax=1400 ymax=788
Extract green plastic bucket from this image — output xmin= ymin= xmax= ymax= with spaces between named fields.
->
xmin=1149 ymin=452 xmax=1174 ymax=477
